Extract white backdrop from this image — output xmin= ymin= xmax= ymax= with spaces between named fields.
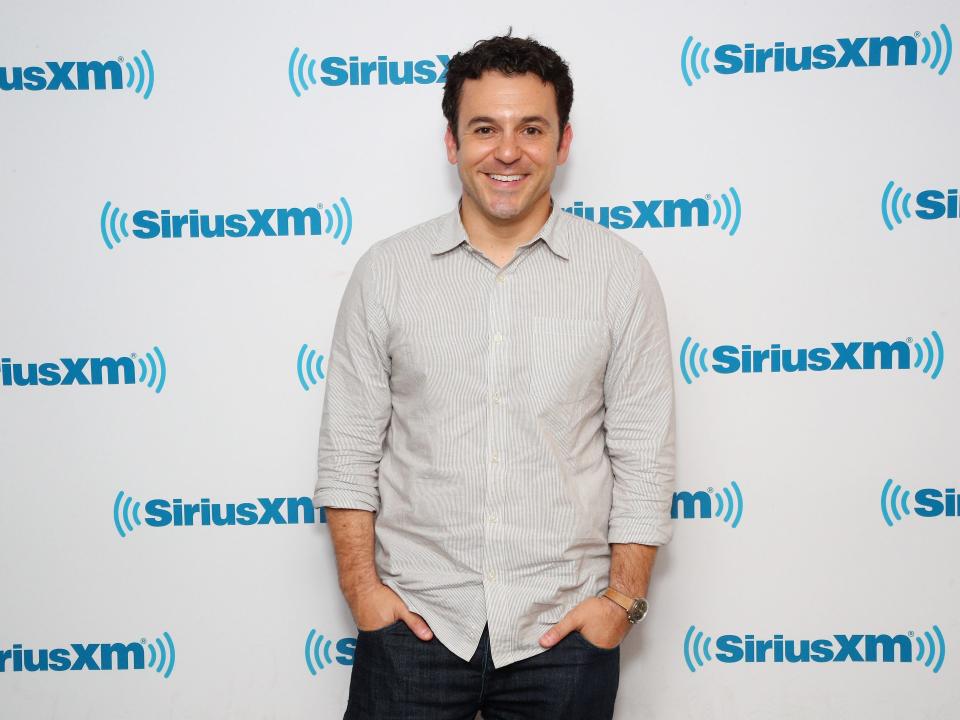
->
xmin=1 ymin=0 xmax=958 ymax=717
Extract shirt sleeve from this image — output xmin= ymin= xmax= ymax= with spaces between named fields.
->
xmin=604 ymin=250 xmax=676 ymax=546
xmin=314 ymin=247 xmax=392 ymax=513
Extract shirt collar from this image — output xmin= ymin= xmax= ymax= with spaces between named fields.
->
xmin=431 ymin=199 xmax=570 ymax=260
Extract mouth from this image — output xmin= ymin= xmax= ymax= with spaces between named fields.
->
xmin=484 ymin=173 xmax=528 ymax=186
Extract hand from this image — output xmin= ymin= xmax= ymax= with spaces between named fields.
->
xmin=538 ymin=596 xmax=632 ymax=650
xmin=349 ymin=582 xmax=434 ymax=641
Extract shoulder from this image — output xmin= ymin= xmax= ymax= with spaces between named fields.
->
xmin=555 ymin=208 xmax=652 ymax=276
xmin=356 ymin=211 xmax=452 ymax=268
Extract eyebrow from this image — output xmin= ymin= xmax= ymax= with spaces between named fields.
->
xmin=465 ymin=115 xmax=552 ymax=127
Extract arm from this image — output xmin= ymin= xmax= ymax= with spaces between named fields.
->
xmin=314 ymin=248 xmax=392 ymax=514
xmin=325 ymin=507 xmax=380 ymax=604
xmin=603 ymin=252 xmax=676 ymax=549
xmin=540 ymin=251 xmax=675 ymax=648
xmin=314 ymin=249 xmax=433 ymax=639
xmin=608 ymin=542 xmax=658 ymax=600
xmin=325 ymin=507 xmax=434 ymax=639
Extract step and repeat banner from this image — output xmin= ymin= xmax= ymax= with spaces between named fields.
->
xmin=1 ymin=0 xmax=958 ymax=717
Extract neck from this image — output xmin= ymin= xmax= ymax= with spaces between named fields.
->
xmin=459 ymin=192 xmax=553 ymax=253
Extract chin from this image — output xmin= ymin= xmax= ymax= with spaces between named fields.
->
xmin=482 ymin=198 xmax=527 ymax=220
xmin=486 ymin=206 xmax=522 ymax=221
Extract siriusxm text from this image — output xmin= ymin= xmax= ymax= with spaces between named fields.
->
xmin=672 ymin=491 xmax=711 ymax=518
xmin=133 ymin=208 xmax=326 ymax=238
xmin=715 ymin=35 xmax=920 ymax=74
xmin=2 ymin=356 xmax=135 ymax=386
xmin=562 ymin=199 xmax=708 ymax=229
xmin=914 ymin=488 xmax=960 ymax=517
xmin=145 ymin=496 xmax=320 ymax=526
xmin=715 ymin=633 xmax=911 ymax=663
xmin=916 ymin=189 xmax=960 ymax=220
xmin=0 ymin=61 xmax=122 ymax=91
xmin=713 ymin=341 xmax=909 ymax=374
xmin=1 ymin=642 xmax=144 ymax=672
xmin=318 ymin=55 xmax=448 ymax=86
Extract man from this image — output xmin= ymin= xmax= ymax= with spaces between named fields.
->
xmin=315 ymin=33 xmax=675 ymax=720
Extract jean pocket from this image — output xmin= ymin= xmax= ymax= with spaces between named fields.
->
xmin=570 ymin=631 xmax=620 ymax=652
xmin=357 ymin=619 xmax=405 ymax=635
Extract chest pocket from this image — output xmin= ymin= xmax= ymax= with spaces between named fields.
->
xmin=515 ymin=315 xmax=609 ymax=406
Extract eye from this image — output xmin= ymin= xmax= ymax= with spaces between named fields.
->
xmin=522 ymin=126 xmax=543 ymax=136
xmin=475 ymin=126 xmax=495 ymax=135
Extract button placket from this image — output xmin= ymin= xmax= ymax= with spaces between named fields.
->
xmin=484 ymin=265 xmax=510 ymax=591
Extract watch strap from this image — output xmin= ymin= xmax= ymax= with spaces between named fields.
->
xmin=598 ymin=587 xmax=648 ymax=624
xmin=598 ymin=587 xmax=634 ymax=612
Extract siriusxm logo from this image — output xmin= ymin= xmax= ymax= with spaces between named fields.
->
xmin=288 ymin=48 xmax=448 ymax=96
xmin=305 ymin=629 xmax=355 ymax=672
xmin=682 ymin=24 xmax=952 ymax=85
xmin=882 ymin=181 xmax=960 ymax=230
xmin=563 ymin=187 xmax=742 ymax=236
xmin=1 ymin=50 xmax=154 ymax=99
xmin=679 ymin=331 xmax=944 ymax=384
xmin=100 ymin=198 xmax=353 ymax=249
xmin=113 ymin=491 xmax=325 ymax=537
xmin=1 ymin=632 xmax=175 ymax=677
xmin=671 ymin=482 xmax=743 ymax=528
xmin=1 ymin=347 xmax=166 ymax=393
xmin=297 ymin=344 xmax=327 ymax=391
xmin=881 ymin=478 xmax=960 ymax=526
xmin=684 ymin=625 xmax=945 ymax=673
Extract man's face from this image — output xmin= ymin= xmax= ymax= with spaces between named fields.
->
xmin=444 ymin=70 xmax=572 ymax=225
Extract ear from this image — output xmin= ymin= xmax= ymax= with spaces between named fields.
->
xmin=444 ymin=125 xmax=459 ymax=165
xmin=556 ymin=123 xmax=573 ymax=166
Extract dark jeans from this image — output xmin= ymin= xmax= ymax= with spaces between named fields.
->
xmin=344 ymin=620 xmax=620 ymax=720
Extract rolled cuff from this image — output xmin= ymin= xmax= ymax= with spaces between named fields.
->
xmin=313 ymin=486 xmax=380 ymax=513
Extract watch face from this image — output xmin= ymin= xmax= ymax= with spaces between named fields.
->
xmin=628 ymin=598 xmax=649 ymax=623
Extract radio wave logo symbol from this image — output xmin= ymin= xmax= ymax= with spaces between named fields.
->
xmin=113 ymin=490 xmax=143 ymax=538
xmin=683 ymin=625 xmax=713 ymax=673
xmin=880 ymin=478 xmax=912 ymax=527
xmin=297 ymin=344 xmax=326 ymax=391
xmin=100 ymin=201 xmax=130 ymax=249
xmin=135 ymin=346 xmax=167 ymax=393
xmin=708 ymin=187 xmax=742 ymax=236
xmin=323 ymin=197 xmax=353 ymax=244
xmin=679 ymin=337 xmax=709 ymax=385
xmin=289 ymin=47 xmax=320 ymax=97
xmin=713 ymin=481 xmax=744 ymax=528
xmin=680 ymin=36 xmax=712 ymax=86
xmin=304 ymin=629 xmax=336 ymax=674
xmin=145 ymin=632 xmax=176 ymax=679
xmin=914 ymin=625 xmax=947 ymax=674
xmin=919 ymin=24 xmax=953 ymax=75
xmin=911 ymin=330 xmax=944 ymax=380
xmin=881 ymin=181 xmax=913 ymax=231
xmin=122 ymin=49 xmax=155 ymax=99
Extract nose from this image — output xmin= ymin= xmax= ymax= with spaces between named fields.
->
xmin=493 ymin=133 xmax=520 ymax=165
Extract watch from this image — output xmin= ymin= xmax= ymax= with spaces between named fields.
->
xmin=597 ymin=587 xmax=649 ymax=624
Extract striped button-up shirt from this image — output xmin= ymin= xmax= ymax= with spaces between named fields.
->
xmin=315 ymin=201 xmax=675 ymax=668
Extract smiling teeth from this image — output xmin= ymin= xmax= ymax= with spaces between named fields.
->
xmin=490 ymin=174 xmax=523 ymax=182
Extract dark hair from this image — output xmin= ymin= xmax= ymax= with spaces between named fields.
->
xmin=442 ymin=32 xmax=574 ymax=147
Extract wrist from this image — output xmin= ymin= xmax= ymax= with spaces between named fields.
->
xmin=598 ymin=586 xmax=649 ymax=624
xmin=341 ymin=576 xmax=382 ymax=604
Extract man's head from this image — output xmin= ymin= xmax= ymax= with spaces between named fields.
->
xmin=442 ymin=34 xmax=574 ymax=149
xmin=442 ymin=34 xmax=574 ymax=227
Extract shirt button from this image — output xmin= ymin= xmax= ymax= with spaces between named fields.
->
xmin=491 ymin=451 xmax=499 ymax=464
xmin=486 ymin=570 xmax=497 ymax=582
xmin=491 ymin=392 xmax=502 ymax=404
xmin=487 ymin=514 xmax=498 ymax=524
xmin=496 ymin=275 xmax=506 ymax=284
xmin=493 ymin=333 xmax=503 ymax=344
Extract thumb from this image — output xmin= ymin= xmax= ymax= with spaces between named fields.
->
xmin=540 ymin=613 xmax=578 ymax=648
xmin=402 ymin=611 xmax=434 ymax=641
